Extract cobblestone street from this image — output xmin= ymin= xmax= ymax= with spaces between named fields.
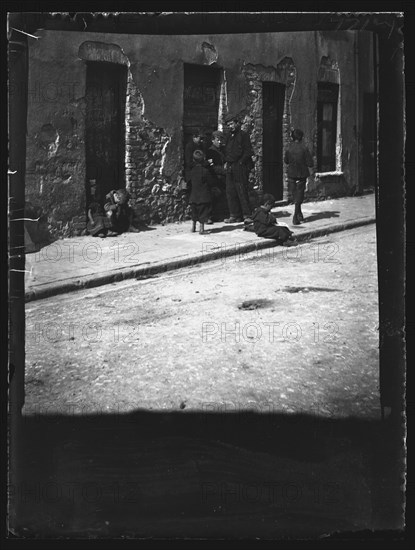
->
xmin=25 ymin=225 xmax=379 ymax=419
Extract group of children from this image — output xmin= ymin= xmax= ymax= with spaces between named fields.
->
xmin=187 ymin=146 xmax=294 ymax=245
xmin=87 ymin=127 xmax=314 ymax=248
xmin=187 ymin=127 xmax=313 ymax=245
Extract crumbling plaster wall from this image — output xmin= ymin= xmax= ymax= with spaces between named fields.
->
xmin=25 ymin=35 xmax=87 ymax=238
xmin=26 ymin=30 xmax=370 ymax=236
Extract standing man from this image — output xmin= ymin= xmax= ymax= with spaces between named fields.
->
xmin=223 ymin=114 xmax=254 ymax=224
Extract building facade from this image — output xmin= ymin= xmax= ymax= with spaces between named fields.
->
xmin=24 ymin=30 xmax=375 ymax=237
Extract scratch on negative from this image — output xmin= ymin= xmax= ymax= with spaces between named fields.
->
xmin=10 ymin=218 xmax=41 ymax=222
xmin=10 ymin=27 xmax=40 ymax=40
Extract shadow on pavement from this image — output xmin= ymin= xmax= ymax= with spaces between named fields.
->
xmin=11 ymin=410 xmax=404 ymax=538
xmin=280 ymin=286 xmax=341 ymax=293
xmin=131 ymin=225 xmax=157 ymax=232
xmin=274 ymin=210 xmax=293 ymax=218
xmin=204 ymin=224 xmax=245 ymax=234
xmin=303 ymin=211 xmax=341 ymax=223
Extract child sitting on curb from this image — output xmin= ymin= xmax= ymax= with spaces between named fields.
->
xmin=245 ymin=193 xmax=297 ymax=246
xmin=104 ymin=189 xmax=139 ymax=235
xmin=86 ymin=180 xmax=113 ymax=238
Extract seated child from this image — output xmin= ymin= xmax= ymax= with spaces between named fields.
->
xmin=189 ymin=149 xmax=213 ymax=235
xmin=104 ymin=188 xmax=138 ymax=235
xmin=86 ymin=181 xmax=112 ymax=237
xmin=248 ymin=193 xmax=296 ymax=245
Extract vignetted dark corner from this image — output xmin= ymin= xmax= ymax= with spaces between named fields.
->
xmin=8 ymin=11 xmax=405 ymax=539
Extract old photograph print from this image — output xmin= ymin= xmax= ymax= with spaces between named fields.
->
xmin=8 ymin=10 xmax=406 ymax=540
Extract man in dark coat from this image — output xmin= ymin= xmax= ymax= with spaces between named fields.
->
xmin=223 ymin=114 xmax=254 ymax=224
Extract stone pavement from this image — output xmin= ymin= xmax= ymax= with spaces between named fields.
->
xmin=24 ymin=193 xmax=376 ymax=302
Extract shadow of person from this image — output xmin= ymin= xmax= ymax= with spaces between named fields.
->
xmin=273 ymin=209 xmax=292 ymax=218
xmin=205 ymin=223 xmax=245 ymax=234
xmin=133 ymin=224 xmax=157 ymax=232
xmin=303 ymin=210 xmax=341 ymax=222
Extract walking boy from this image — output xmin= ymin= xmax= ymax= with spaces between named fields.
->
xmin=284 ymin=129 xmax=315 ymax=225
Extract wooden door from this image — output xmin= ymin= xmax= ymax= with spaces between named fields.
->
xmin=183 ymin=64 xmax=221 ymax=153
xmin=85 ymin=62 xmax=127 ymax=202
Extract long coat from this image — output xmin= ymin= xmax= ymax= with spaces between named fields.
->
xmin=189 ymin=164 xmax=212 ymax=204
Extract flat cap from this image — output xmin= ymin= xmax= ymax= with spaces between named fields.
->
xmin=224 ymin=113 xmax=238 ymax=123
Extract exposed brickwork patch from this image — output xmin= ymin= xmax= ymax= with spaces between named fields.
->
xmin=124 ymin=71 xmax=188 ymax=225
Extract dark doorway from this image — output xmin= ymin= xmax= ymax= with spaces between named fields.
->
xmin=262 ymin=82 xmax=285 ymax=200
xmin=362 ymin=92 xmax=377 ymax=189
xmin=317 ymin=83 xmax=339 ymax=172
xmin=183 ymin=64 xmax=221 ymax=153
xmin=85 ymin=62 xmax=127 ymax=203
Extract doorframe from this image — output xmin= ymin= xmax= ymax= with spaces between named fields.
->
xmin=79 ymin=42 xmax=130 ymax=207
xmin=316 ymin=82 xmax=339 ymax=172
xmin=261 ymin=81 xmax=286 ymax=201
xmin=182 ymin=62 xmax=223 ymax=159
xmin=84 ymin=60 xmax=128 ymax=205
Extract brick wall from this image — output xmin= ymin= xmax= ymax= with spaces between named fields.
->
xmin=124 ymin=72 xmax=188 ymax=225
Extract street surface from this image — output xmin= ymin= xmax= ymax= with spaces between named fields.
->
xmin=24 ymin=225 xmax=380 ymax=419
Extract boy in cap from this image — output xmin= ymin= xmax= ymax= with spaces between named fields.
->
xmin=189 ymin=149 xmax=213 ymax=234
xmin=223 ymin=114 xmax=254 ymax=224
xmin=284 ymin=128 xmax=315 ymax=225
